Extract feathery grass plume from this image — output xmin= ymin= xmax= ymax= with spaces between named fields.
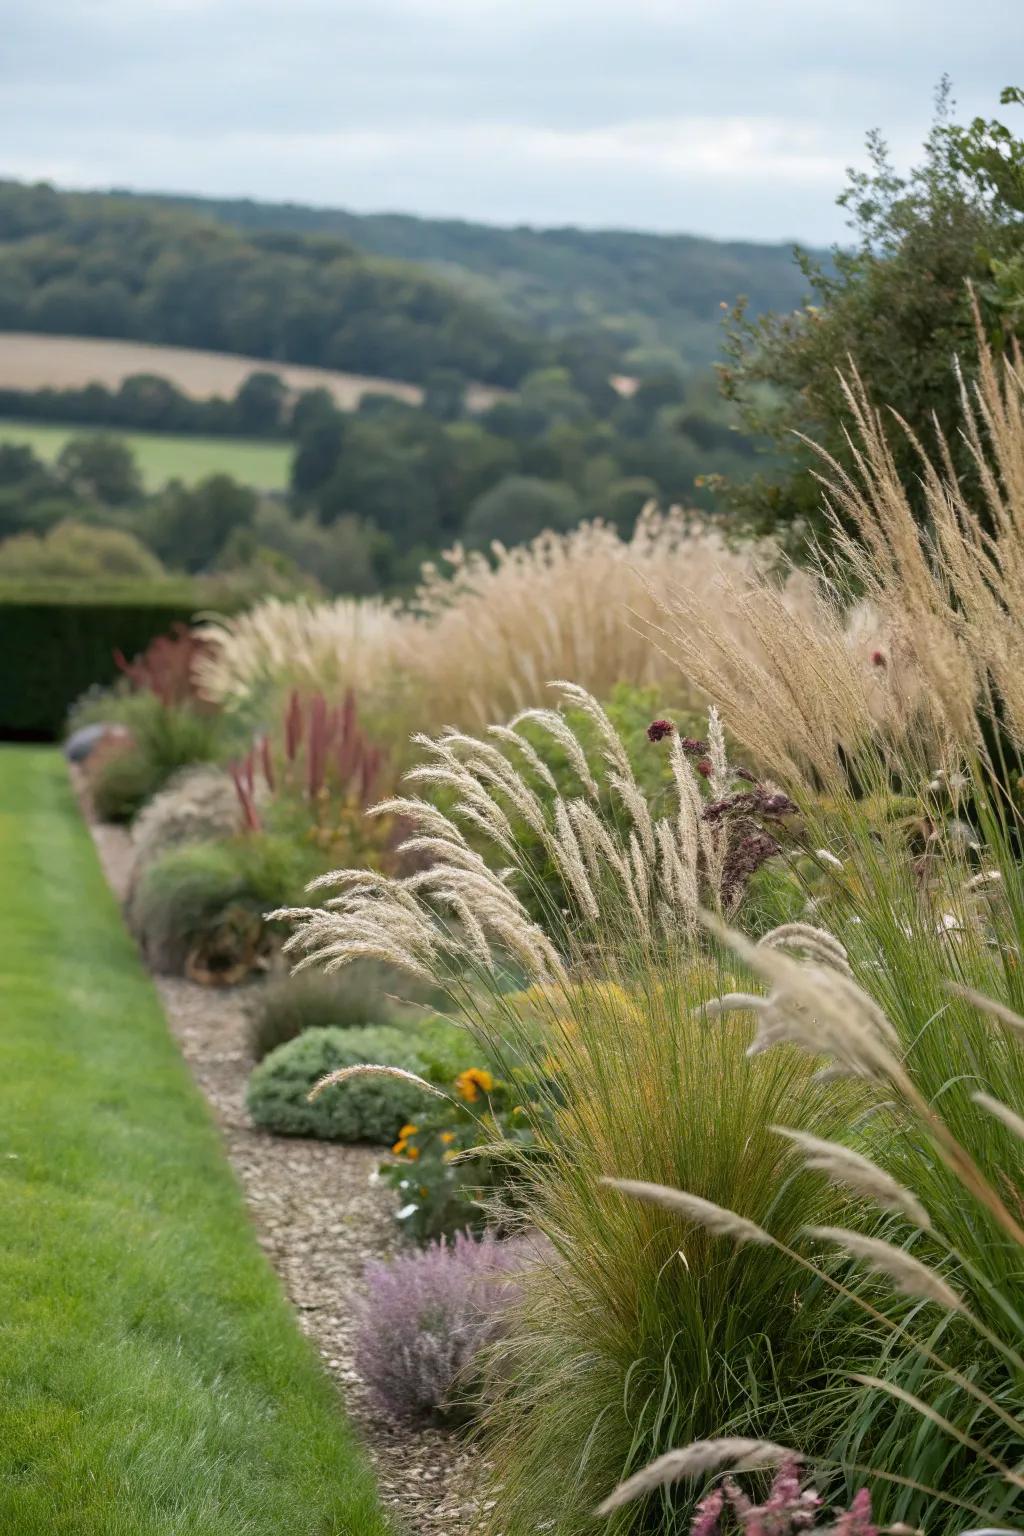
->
xmin=277 ymin=686 xmax=779 ymax=1007
xmin=814 ymin=331 xmax=1024 ymax=755
xmin=948 ymin=984 xmax=1024 ymax=1040
xmin=408 ymin=508 xmax=778 ymax=731
xmin=772 ymin=1128 xmax=930 ymax=1228
xmin=643 ymin=560 xmax=932 ymax=790
xmin=806 ymin=1226 xmax=965 ymax=1312
xmin=644 ymin=342 xmax=1024 ymax=786
xmin=704 ymin=917 xmax=903 ymax=1083
xmin=595 ymin=1439 xmax=796 ymax=1516
xmin=308 ymin=1062 xmax=449 ymax=1103
xmin=972 ymin=1092 xmax=1024 ymax=1143
xmin=195 ymin=595 xmax=405 ymax=711
xmin=601 ymin=1178 xmax=773 ymax=1245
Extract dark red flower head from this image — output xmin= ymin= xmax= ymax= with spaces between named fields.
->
xmin=646 ymin=719 xmax=675 ymax=743
xmin=696 ymin=757 xmax=712 ymax=778
xmin=871 ymin=649 xmax=887 ymax=668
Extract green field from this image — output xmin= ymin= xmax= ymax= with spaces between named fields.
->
xmin=0 ymin=418 xmax=291 ymax=491
xmin=0 ymin=749 xmax=392 ymax=1536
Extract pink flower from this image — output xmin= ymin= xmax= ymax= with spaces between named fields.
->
xmin=832 ymin=1488 xmax=875 ymax=1536
xmin=691 ymin=1486 xmax=724 ymax=1536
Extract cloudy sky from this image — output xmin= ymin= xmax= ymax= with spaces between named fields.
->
xmin=2 ymin=0 xmax=1020 ymax=244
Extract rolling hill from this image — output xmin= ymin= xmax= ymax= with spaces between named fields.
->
xmin=0 ymin=181 xmax=542 ymax=389
xmin=124 ymin=189 xmax=827 ymax=375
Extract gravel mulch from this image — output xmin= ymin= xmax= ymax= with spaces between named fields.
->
xmin=76 ymin=774 xmax=492 ymax=1536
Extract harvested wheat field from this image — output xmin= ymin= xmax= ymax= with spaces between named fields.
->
xmin=0 ymin=332 xmax=505 ymax=412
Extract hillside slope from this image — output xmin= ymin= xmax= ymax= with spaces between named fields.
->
xmin=0 ymin=181 xmax=542 ymax=388
xmin=130 ymin=190 xmax=825 ymax=374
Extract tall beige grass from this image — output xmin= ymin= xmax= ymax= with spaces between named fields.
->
xmin=404 ymin=508 xmax=772 ymax=728
xmin=195 ymin=509 xmax=788 ymax=732
xmin=194 ymin=595 xmax=406 ymax=710
xmin=648 ymin=333 xmax=1024 ymax=788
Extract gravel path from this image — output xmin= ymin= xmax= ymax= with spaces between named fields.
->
xmin=77 ymin=775 xmax=491 ymax=1535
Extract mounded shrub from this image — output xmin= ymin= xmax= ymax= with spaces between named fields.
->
xmin=131 ymin=833 xmax=316 ymax=977
xmin=245 ymin=965 xmax=397 ymax=1062
xmin=89 ymin=740 xmax=162 ymax=824
xmin=129 ymin=765 xmax=240 ymax=887
xmin=86 ymin=694 xmax=224 ymax=824
xmin=247 ymin=1024 xmax=424 ymax=1142
xmin=246 ymin=1017 xmax=471 ymax=1143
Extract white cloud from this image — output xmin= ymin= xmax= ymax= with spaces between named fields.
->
xmin=0 ymin=0 xmax=1020 ymax=240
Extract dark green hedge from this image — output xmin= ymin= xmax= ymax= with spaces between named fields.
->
xmin=0 ymin=590 xmax=199 ymax=738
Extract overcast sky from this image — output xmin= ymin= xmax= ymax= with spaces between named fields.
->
xmin=2 ymin=0 xmax=1019 ymax=244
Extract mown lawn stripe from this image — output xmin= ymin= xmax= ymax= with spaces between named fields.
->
xmin=0 ymin=748 xmax=393 ymax=1536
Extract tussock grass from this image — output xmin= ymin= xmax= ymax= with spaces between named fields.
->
xmin=0 ymin=749 xmax=392 ymax=1536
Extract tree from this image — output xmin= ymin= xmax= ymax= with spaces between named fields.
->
xmin=148 ymin=475 xmax=257 ymax=572
xmin=0 ymin=520 xmax=164 ymax=582
xmin=56 ymin=434 xmax=143 ymax=506
xmin=719 ymin=82 xmax=1024 ymax=538
xmin=233 ymin=371 xmax=288 ymax=436
xmin=463 ymin=475 xmax=580 ymax=549
xmin=421 ymin=368 xmax=466 ymax=422
xmin=291 ymin=408 xmax=346 ymax=497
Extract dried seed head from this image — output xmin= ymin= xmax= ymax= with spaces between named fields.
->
xmin=773 ymin=1127 xmax=930 ymax=1228
xmin=308 ymin=1063 xmax=449 ymax=1103
xmin=602 ymin=1178 xmax=772 ymax=1246
xmin=596 ymin=1439 xmax=796 ymax=1516
xmin=806 ymin=1226 xmax=964 ymax=1312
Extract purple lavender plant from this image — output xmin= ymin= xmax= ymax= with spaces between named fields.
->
xmin=355 ymin=1231 xmax=538 ymax=1420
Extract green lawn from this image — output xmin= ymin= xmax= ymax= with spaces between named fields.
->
xmin=0 ymin=419 xmax=291 ymax=492
xmin=0 ymin=749 xmax=393 ymax=1536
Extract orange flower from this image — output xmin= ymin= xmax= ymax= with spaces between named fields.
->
xmin=398 ymin=1124 xmax=419 ymax=1138
xmin=392 ymin=1138 xmax=408 ymax=1155
xmin=405 ymin=1145 xmax=421 ymax=1161
xmin=439 ymin=1131 xmax=456 ymax=1145
xmin=454 ymin=1067 xmax=495 ymax=1103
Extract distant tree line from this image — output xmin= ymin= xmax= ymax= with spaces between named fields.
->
xmin=0 ymin=353 xmax=764 ymax=596
xmin=0 ymin=371 xmax=297 ymax=439
xmin=0 ymin=182 xmax=544 ymax=387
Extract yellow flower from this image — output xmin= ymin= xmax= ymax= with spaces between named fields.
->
xmin=398 ymin=1124 xmax=419 ymax=1139
xmin=439 ymin=1131 xmax=456 ymax=1145
xmin=405 ymin=1145 xmax=420 ymax=1161
xmin=454 ymin=1067 xmax=495 ymax=1103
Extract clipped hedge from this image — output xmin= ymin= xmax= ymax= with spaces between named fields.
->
xmin=0 ymin=588 xmax=200 ymax=738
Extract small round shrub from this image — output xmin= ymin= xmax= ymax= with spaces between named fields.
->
xmin=246 ymin=965 xmax=397 ymax=1061
xmin=131 ymin=833 xmax=316 ymax=975
xmin=355 ymin=1232 xmax=539 ymax=1420
xmin=127 ymin=765 xmax=240 ymax=912
xmin=90 ymin=741 xmax=162 ymax=823
xmin=246 ymin=1024 xmax=429 ymax=1142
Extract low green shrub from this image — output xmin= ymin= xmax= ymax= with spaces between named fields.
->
xmin=131 ymin=833 xmax=317 ymax=977
xmin=246 ymin=965 xmax=399 ymax=1061
xmin=247 ymin=1025 xmax=425 ymax=1143
xmin=86 ymin=694 xmax=225 ymax=823
xmin=90 ymin=741 xmax=163 ymax=823
xmin=128 ymin=765 xmax=240 ymax=890
xmin=246 ymin=1016 xmax=473 ymax=1143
